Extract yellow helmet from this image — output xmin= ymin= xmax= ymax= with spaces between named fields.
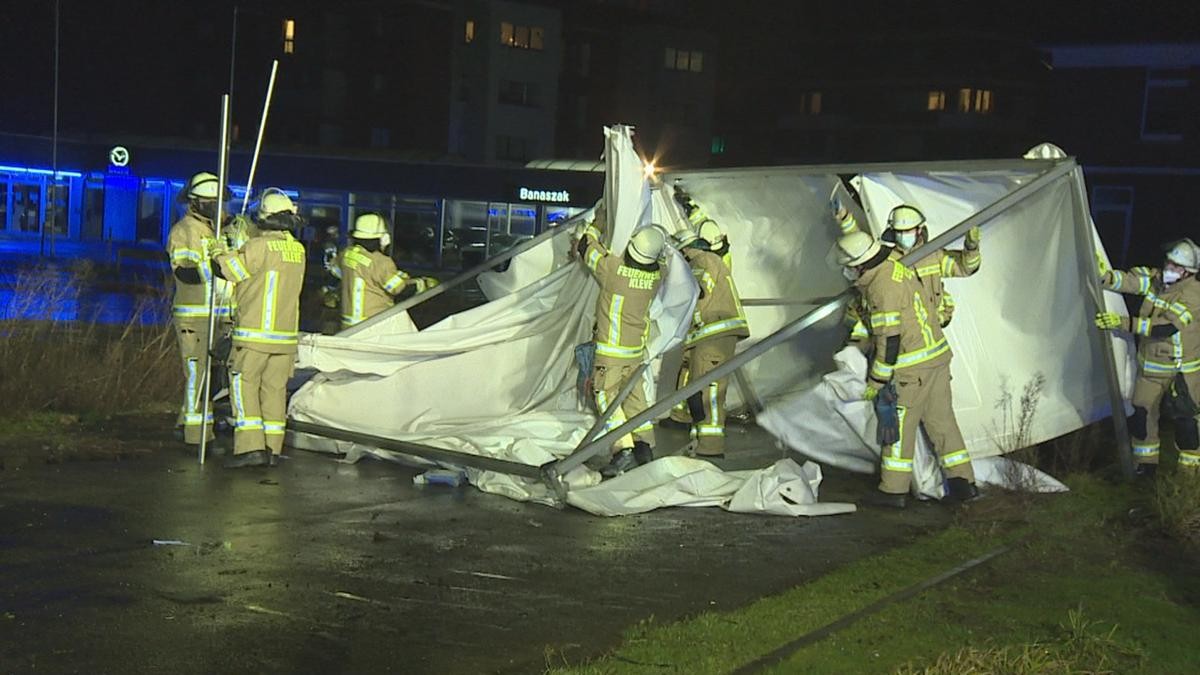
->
xmin=353 ymin=213 xmax=391 ymax=249
xmin=837 ymin=231 xmax=881 ymax=267
xmin=887 ymin=205 xmax=926 ymax=232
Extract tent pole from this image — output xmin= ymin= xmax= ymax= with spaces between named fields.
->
xmin=1069 ymin=167 xmax=1135 ymax=479
xmin=551 ymin=159 xmax=1080 ymax=476
xmin=339 ymin=213 xmax=585 ymax=337
xmin=288 ymin=420 xmax=544 ymax=478
xmin=671 ymin=158 xmax=1058 ymax=181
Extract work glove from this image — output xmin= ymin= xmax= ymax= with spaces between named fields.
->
xmin=422 ymin=276 xmax=440 ymax=290
xmin=864 ymin=383 xmax=881 ymax=401
xmin=830 ymin=194 xmax=845 ymax=221
xmin=965 ymin=225 xmax=981 ymax=248
xmin=1094 ymin=311 xmax=1126 ymax=331
xmin=874 ymin=382 xmax=900 ymax=446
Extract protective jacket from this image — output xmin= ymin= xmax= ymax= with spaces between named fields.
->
xmin=856 ymin=251 xmax=951 ymax=387
xmin=216 ymin=230 xmax=307 ymax=354
xmin=337 ymin=244 xmax=427 ymax=328
xmin=682 ymin=248 xmax=748 ymax=346
xmin=167 ymin=209 xmax=233 ymax=321
xmin=1104 ymin=267 xmax=1200 ymax=375
xmin=580 ymin=221 xmax=663 ymax=360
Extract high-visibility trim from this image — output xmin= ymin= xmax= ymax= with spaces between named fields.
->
xmin=839 ymin=214 xmax=858 ymax=234
xmin=941 ymin=450 xmax=971 ymax=469
xmin=685 ymin=317 xmax=749 ymax=345
xmin=871 ymin=359 xmax=894 ymax=380
xmin=226 ymin=257 xmax=251 ymax=282
xmin=1137 ymin=275 xmax=1152 ymax=294
xmin=174 ymin=304 xmax=212 ymax=318
xmin=963 ymin=250 xmax=981 ymax=270
xmin=232 ymin=328 xmax=298 ymax=345
xmin=632 ymin=420 xmax=654 ymax=434
xmin=869 ymin=311 xmax=900 ymax=329
xmin=890 ymin=261 xmax=914 ymax=282
xmin=1146 ymin=291 xmax=1194 ymax=325
xmin=352 ymin=278 xmax=365 ymax=325
xmin=699 ymin=270 xmax=716 ymax=295
xmin=1172 ymin=332 xmax=1184 ymax=361
xmin=231 ymin=372 xmax=247 ymax=421
xmin=896 ymin=337 xmax=951 ymax=369
xmin=687 ymin=208 xmax=709 ymax=226
xmin=1141 ymin=357 xmax=1200 ymax=374
xmin=695 ymin=424 xmax=725 ymax=437
xmin=263 ymin=420 xmax=286 ymax=435
xmin=340 ymin=315 xmax=361 ymax=328
xmin=262 ymin=271 xmax=278 ymax=332
xmin=1109 ymin=270 xmax=1123 ymax=289
xmin=850 ymin=320 xmax=869 ymax=341
xmin=182 ymin=413 xmax=214 ymax=425
xmin=607 ymin=294 xmax=624 ymax=347
xmin=916 ymin=263 xmax=942 ymax=277
xmin=383 ymin=271 xmax=409 ymax=294
xmin=912 ymin=292 xmax=936 ymax=347
xmin=595 ymin=342 xmax=644 ymax=359
xmin=185 ymin=358 xmax=199 ymax=414
xmin=1133 ymin=317 xmax=1152 ymax=336
xmin=708 ymin=381 xmax=720 ymax=426
xmin=1179 ymin=451 xmax=1200 ymax=468
xmin=882 ymin=456 xmax=913 ymax=472
xmin=941 ymin=254 xmax=957 ymax=277
xmin=1131 ymin=443 xmax=1160 ymax=457
xmin=235 ymin=417 xmax=264 ymax=431
xmin=582 ymin=225 xmax=602 ymax=242
xmin=172 ymin=249 xmax=203 ymax=264
xmin=586 ymin=248 xmax=602 ymax=271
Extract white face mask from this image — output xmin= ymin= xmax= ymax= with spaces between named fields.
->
xmin=895 ymin=231 xmax=918 ymax=251
xmin=1163 ymin=268 xmax=1182 ymax=285
xmin=842 ymin=266 xmax=860 ymax=282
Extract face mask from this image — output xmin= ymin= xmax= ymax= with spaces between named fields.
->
xmin=895 ymin=231 xmax=918 ymax=251
xmin=1163 ymin=268 xmax=1182 ymax=285
xmin=842 ymin=266 xmax=860 ymax=282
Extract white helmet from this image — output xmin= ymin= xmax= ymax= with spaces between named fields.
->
xmin=353 ymin=213 xmax=391 ymax=249
xmin=186 ymin=171 xmax=222 ymax=200
xmin=837 ymin=231 xmax=882 ymax=267
xmin=887 ymin=205 xmax=926 ymax=232
xmin=673 ymin=227 xmax=700 ymax=248
xmin=256 ymin=188 xmax=301 ymax=230
xmin=698 ymin=219 xmax=725 ymax=248
xmin=628 ymin=226 xmax=666 ymax=264
xmin=1165 ymin=238 xmax=1200 ymax=274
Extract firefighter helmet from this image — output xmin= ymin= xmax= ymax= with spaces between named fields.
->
xmin=628 ymin=225 xmax=666 ymax=264
xmin=887 ymin=205 xmax=926 ymax=232
xmin=837 ymin=231 xmax=882 ymax=267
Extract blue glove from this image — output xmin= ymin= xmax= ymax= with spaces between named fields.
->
xmin=874 ymin=382 xmax=900 ymax=446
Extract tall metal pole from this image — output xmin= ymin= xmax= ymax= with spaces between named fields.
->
xmin=198 ymin=95 xmax=233 ymax=465
xmin=42 ymin=0 xmax=61 ymax=258
xmin=241 ymin=60 xmax=279 ymax=215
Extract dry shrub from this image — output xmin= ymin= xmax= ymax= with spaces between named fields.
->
xmin=990 ymin=373 xmax=1048 ymax=490
xmin=0 ymin=266 xmax=180 ymax=416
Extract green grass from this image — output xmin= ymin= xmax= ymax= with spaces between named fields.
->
xmin=548 ymin=475 xmax=1200 ymax=674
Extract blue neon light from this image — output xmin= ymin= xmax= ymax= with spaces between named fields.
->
xmin=0 ymin=164 xmax=83 ymax=179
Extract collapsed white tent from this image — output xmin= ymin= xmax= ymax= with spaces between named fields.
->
xmin=287 ymin=126 xmax=1133 ymax=514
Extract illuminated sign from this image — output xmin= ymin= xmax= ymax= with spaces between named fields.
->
xmin=109 ymin=146 xmax=130 ymax=167
xmin=518 ymin=187 xmax=570 ymax=203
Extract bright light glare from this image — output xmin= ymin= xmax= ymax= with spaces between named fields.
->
xmin=643 ymin=162 xmax=657 ymax=178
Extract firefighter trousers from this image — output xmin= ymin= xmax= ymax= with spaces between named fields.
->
xmin=173 ymin=317 xmax=215 ymax=444
xmin=688 ymin=335 xmax=737 ymax=456
xmin=1130 ymin=371 xmax=1200 ymax=469
xmin=879 ymin=362 xmax=975 ymax=495
xmin=592 ymin=354 xmax=655 ymax=454
xmin=670 ymin=348 xmax=693 ymax=423
xmin=230 ymin=346 xmax=295 ymax=456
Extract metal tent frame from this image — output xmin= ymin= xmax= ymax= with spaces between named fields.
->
xmin=290 ymin=155 xmax=1134 ymax=505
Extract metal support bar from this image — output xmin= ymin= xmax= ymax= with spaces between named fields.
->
xmin=549 ymin=362 xmax=651 ymax=488
xmin=288 ymin=420 xmax=544 ymax=479
xmin=671 ymin=158 xmax=1058 ymax=181
xmin=339 ymin=213 xmax=586 ymax=337
xmin=742 ymin=296 xmax=840 ymax=307
xmin=198 ymin=95 xmax=232 ymax=466
xmin=552 ymin=158 xmax=1081 ymax=476
xmin=1069 ymin=167 xmax=1134 ymax=479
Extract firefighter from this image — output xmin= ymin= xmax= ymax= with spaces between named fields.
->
xmin=337 ymin=213 xmax=438 ymax=329
xmin=837 ymin=230 xmax=978 ymax=508
xmin=883 ymin=204 xmax=981 ymax=327
xmin=1095 ymin=239 xmax=1200 ymax=477
xmin=212 ymin=189 xmax=307 ymax=469
xmin=165 ymin=171 xmax=233 ymax=448
xmin=578 ymin=209 xmax=666 ymax=477
xmin=676 ymin=227 xmax=749 ymax=458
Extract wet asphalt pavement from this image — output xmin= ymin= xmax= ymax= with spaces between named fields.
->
xmin=0 ymin=420 xmax=951 ymax=674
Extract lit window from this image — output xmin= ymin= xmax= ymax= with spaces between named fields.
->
xmin=282 ymin=19 xmax=295 ymax=54
xmin=676 ymin=49 xmax=689 ymax=70
xmin=465 ymin=19 xmax=475 ymax=43
xmin=809 ymin=91 xmax=822 ymax=114
xmin=500 ymin=21 xmax=514 ymax=46
xmin=689 ymin=51 xmax=703 ymax=73
xmin=665 ymin=47 xmax=703 ymax=73
xmin=711 ymin=136 xmax=726 ymax=155
xmin=500 ymin=22 xmax=544 ymax=51
xmin=515 ymin=25 xmax=530 ymax=48
xmin=531 ymin=26 xmax=544 ymax=50
xmin=957 ymin=88 xmax=973 ymax=113
xmin=927 ymin=90 xmax=946 ymax=111
xmin=664 ymin=47 xmax=676 ymax=68
xmin=975 ymin=89 xmax=993 ymax=114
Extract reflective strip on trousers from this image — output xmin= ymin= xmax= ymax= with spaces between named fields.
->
xmin=264 ymin=420 xmax=286 ymax=435
xmin=1132 ymin=443 xmax=1160 ymax=457
xmin=1180 ymin=451 xmax=1200 ymax=469
xmin=941 ymin=449 xmax=971 ymax=469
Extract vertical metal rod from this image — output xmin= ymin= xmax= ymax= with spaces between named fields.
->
xmin=228 ymin=5 xmax=239 ymax=101
xmin=198 ymin=95 xmax=233 ymax=465
xmin=240 ymin=60 xmax=279 ymax=215
xmin=1070 ymin=167 xmax=1134 ymax=478
xmin=43 ymin=0 xmax=61 ymax=258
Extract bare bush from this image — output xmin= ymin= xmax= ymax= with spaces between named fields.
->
xmin=0 ymin=267 xmax=179 ymax=417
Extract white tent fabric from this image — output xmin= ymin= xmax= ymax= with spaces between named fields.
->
xmin=289 ymin=129 xmax=1122 ymax=514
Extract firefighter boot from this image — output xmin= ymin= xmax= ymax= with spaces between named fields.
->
xmin=600 ymin=449 xmax=639 ymax=478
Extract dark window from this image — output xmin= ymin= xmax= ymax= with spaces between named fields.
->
xmin=1143 ymin=69 xmax=1188 ymax=140
xmin=499 ymin=80 xmax=539 ymax=107
xmin=496 ymin=135 xmax=530 ymax=162
xmin=664 ymin=47 xmax=703 ymax=72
